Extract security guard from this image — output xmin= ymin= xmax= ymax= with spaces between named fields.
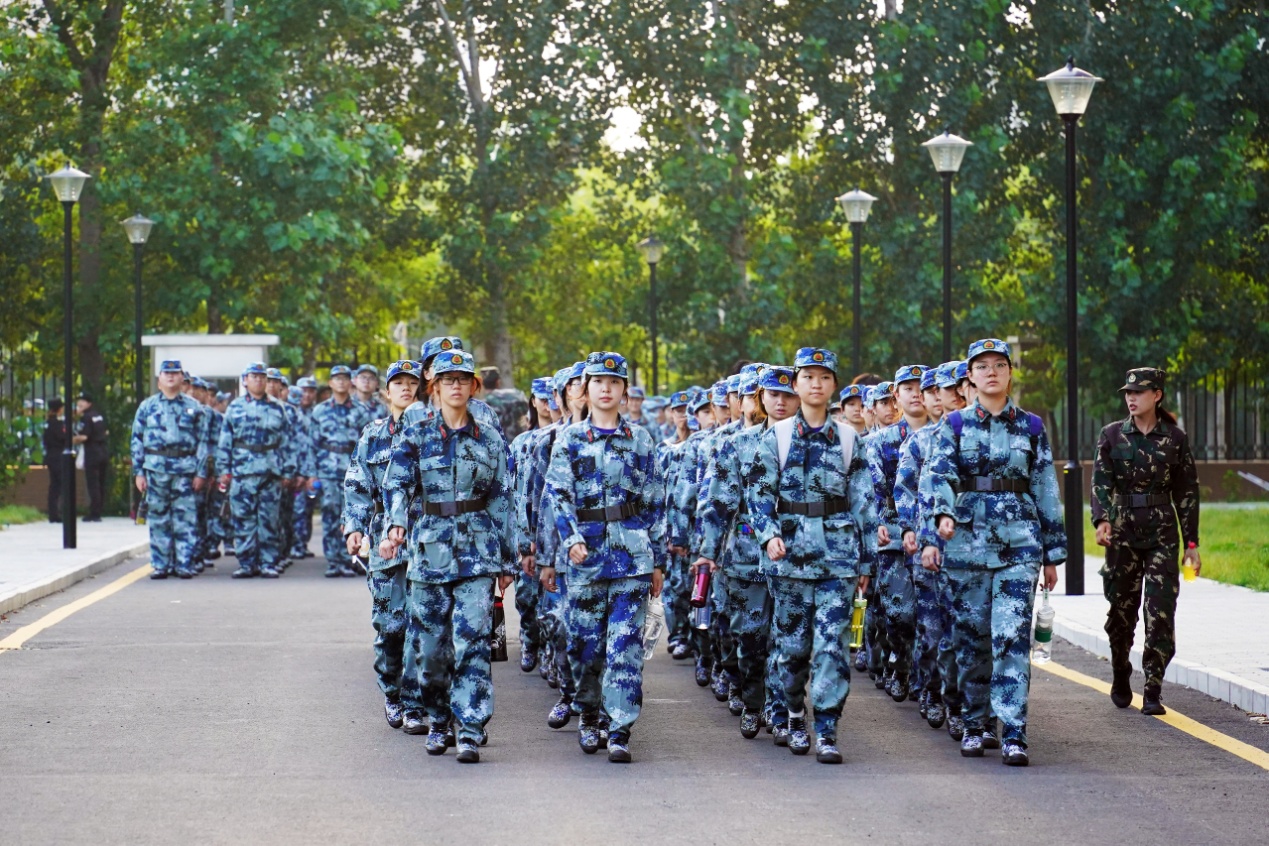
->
xmin=1092 ymin=367 xmax=1200 ymax=716
xmin=309 ymin=365 xmax=369 ymax=577
xmin=73 ymin=392 xmax=110 ymax=522
xmin=131 ymin=360 xmax=211 ymax=579
xmin=216 ymin=362 xmax=296 ymax=578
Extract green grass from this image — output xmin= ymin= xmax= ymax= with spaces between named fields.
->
xmin=1084 ymin=504 xmax=1269 ymax=592
xmin=0 ymin=504 xmax=46 ymax=528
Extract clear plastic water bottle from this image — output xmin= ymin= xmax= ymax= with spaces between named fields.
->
xmin=1033 ymin=587 xmax=1055 ymax=665
xmin=642 ymin=595 xmax=665 ymax=660
xmin=308 ymin=479 xmax=322 ymax=501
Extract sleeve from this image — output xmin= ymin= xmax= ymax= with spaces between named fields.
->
xmin=1090 ymin=426 xmax=1115 ymax=527
xmin=919 ymin=423 xmax=960 ymax=551
xmin=697 ymin=437 xmax=741 ymax=562
xmin=667 ymin=440 xmax=697 ymax=547
xmin=1030 ymin=425 xmax=1068 ymax=566
xmin=1172 ymin=430 xmax=1200 ymax=548
xmin=129 ymin=401 xmax=146 ymax=472
xmin=745 ymin=430 xmax=781 ymax=548
xmin=638 ymin=436 xmax=667 ymax=567
xmin=543 ymin=433 xmax=584 ymax=553
xmin=193 ymin=406 xmax=210 ymax=475
xmin=384 ymin=423 xmax=422 ymax=530
xmin=894 ymin=435 xmax=921 ymax=536
xmin=848 ymin=443 xmax=879 ymax=576
xmin=867 ymin=435 xmax=891 ymax=519
xmin=485 ymin=439 xmax=517 ymax=570
xmin=342 ymin=431 xmax=374 ymax=538
xmin=215 ymin=410 xmax=234 ymax=475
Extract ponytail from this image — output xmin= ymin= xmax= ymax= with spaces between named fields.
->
xmin=1158 ymin=393 xmax=1178 ymax=426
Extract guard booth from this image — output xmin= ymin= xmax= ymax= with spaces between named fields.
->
xmin=141 ymin=334 xmax=279 ymax=395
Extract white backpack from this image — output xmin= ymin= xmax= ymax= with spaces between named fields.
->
xmin=772 ymin=417 xmax=856 ymax=475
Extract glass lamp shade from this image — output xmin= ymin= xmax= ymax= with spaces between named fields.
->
xmin=121 ymin=214 xmax=156 ymax=245
xmin=637 ymin=235 xmax=666 ymax=265
xmin=1038 ymin=60 xmax=1103 ymax=117
xmin=836 ymin=189 xmax=878 ymax=224
xmin=46 ymin=165 xmax=90 ymax=203
xmin=922 ymin=132 xmax=974 ymax=174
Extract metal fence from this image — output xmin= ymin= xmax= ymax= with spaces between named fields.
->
xmin=1050 ymin=368 xmax=1267 ymax=462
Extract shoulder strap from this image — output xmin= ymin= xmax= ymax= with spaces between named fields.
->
xmin=774 ymin=418 xmax=797 ymax=470
xmin=947 ymin=410 xmax=964 ymax=438
xmin=835 ymin=422 xmax=856 ymax=475
xmin=1027 ymin=412 xmax=1043 ymax=440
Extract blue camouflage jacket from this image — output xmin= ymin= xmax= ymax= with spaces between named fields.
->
xmin=668 ymin=427 xmax=715 ymax=550
xmin=518 ymin=420 xmax=569 ymax=562
xmin=697 ymin=422 xmax=768 ymax=581
xmin=866 ymin=418 xmax=925 ymax=553
xmin=130 ymin=393 xmax=211 ymax=476
xmin=216 ymin=394 xmax=294 ymax=477
xmin=745 ymin=411 xmax=878 ymax=580
xmin=894 ymin=420 xmax=941 ymax=541
xmin=919 ymin=398 xmax=1066 ymax=569
xmin=344 ymin=415 xmax=419 ymax=572
xmin=542 ymin=416 xmax=665 ymax=584
xmin=309 ymin=397 xmax=370 ymax=479
xmin=383 ymin=415 xmax=515 ymax=583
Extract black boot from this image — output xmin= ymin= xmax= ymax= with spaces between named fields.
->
xmin=1141 ymin=685 xmax=1167 ymax=716
xmin=1110 ymin=667 xmax=1132 ymax=709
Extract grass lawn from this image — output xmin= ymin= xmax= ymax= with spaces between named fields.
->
xmin=1084 ymin=504 xmax=1269 ymax=592
xmin=0 ymin=504 xmax=46 ymax=528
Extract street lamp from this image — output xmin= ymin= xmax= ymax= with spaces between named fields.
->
xmin=1039 ymin=57 xmax=1102 ymax=596
xmin=636 ymin=235 xmax=665 ymax=393
xmin=47 ymin=164 xmax=90 ymax=550
xmin=836 ymin=188 xmax=877 ymax=378
xmin=921 ymin=130 xmax=973 ymax=362
xmin=122 ymin=213 xmax=155 ymax=520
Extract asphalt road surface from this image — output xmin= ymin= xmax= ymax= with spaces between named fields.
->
xmin=2 ymin=551 xmax=1266 ymax=846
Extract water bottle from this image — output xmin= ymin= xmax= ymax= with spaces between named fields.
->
xmin=689 ymin=567 xmax=711 ymax=608
xmin=351 ymin=536 xmax=371 ymax=575
xmin=849 ymin=595 xmax=867 ymax=650
xmin=1033 ymin=587 xmax=1055 ymax=665
xmin=218 ymin=480 xmax=230 ymax=519
xmin=135 ymin=494 xmax=148 ymax=526
xmin=308 ymin=479 xmax=322 ymax=501
xmin=642 ymin=595 xmax=665 ymax=660
xmin=692 ymin=603 xmax=712 ymax=630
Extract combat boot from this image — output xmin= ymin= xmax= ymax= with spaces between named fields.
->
xmin=1141 ymin=685 xmax=1167 ymax=716
xmin=670 ymin=640 xmax=692 ymax=660
xmin=324 ymin=564 xmax=342 ymax=578
xmin=456 ymin=740 xmax=480 ymax=764
xmin=384 ymin=698 xmax=405 ymax=729
xmin=694 ymin=657 xmax=710 ymax=687
xmin=1001 ymin=741 xmax=1029 ymax=767
xmin=854 ymin=650 xmax=868 ymax=672
xmin=917 ymin=689 xmax=930 ymax=719
xmin=1110 ymin=667 xmax=1133 ymax=708
xmin=981 ymin=722 xmax=1000 ymax=750
xmin=711 ymin=669 xmax=729 ymax=701
xmin=547 ymin=696 xmax=574 ymax=729
xmin=607 ymin=733 xmax=632 ymax=764
xmin=887 ymin=672 xmax=909 ymax=703
xmin=946 ymin=714 xmax=965 ymax=741
xmin=926 ymin=695 xmax=947 ymax=729
xmin=815 ymin=736 xmax=843 ymax=765
xmin=787 ymin=715 xmax=810 ymax=755
xmin=149 ymin=570 xmax=170 ymax=580
xmin=425 ymin=724 xmax=454 ymax=755
xmin=727 ymin=684 xmax=744 ymax=716
xmin=960 ymin=731 xmax=984 ymax=758
xmin=230 ymin=567 xmax=256 ymax=579
xmin=597 ymin=714 xmax=610 ymax=749
xmin=520 ymin=647 xmax=538 ymax=673
xmin=259 ymin=567 xmax=281 ymax=579
xmin=578 ymin=713 xmax=601 ymax=754
xmin=771 ymin=720 xmax=790 ymax=747
xmin=739 ymin=710 xmax=761 ymax=739
xmin=402 ymin=712 xmax=428 ymax=735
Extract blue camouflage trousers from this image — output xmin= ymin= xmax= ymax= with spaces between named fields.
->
xmin=407 ymin=576 xmax=495 ymax=743
xmin=540 ymin=568 xmax=576 ymax=700
xmin=864 ymin=576 xmax=889 ymax=676
xmin=945 ymin=561 xmax=1040 ymax=745
xmin=726 ymin=576 xmax=778 ymax=714
xmin=319 ymin=478 xmax=347 ymax=563
xmin=205 ymin=482 xmax=228 ymax=552
xmin=367 ymin=564 xmax=408 ymax=700
xmin=145 ymin=472 xmax=199 ymax=576
xmin=877 ymin=549 xmax=916 ymax=675
xmin=565 ymin=575 xmax=650 ymax=739
xmin=290 ymin=489 xmax=314 ymax=556
xmin=229 ymin=474 xmax=282 ymax=573
xmin=769 ymin=575 xmax=858 ymax=738
xmin=515 ymin=570 xmax=543 ymax=653
xmin=912 ymin=562 xmax=945 ymax=697
xmin=666 ymin=556 xmax=692 ymax=647
xmin=935 ymin=569 xmax=960 ymax=712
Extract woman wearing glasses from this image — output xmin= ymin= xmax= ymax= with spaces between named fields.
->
xmin=380 ymin=351 xmax=516 ymax=764
xmin=919 ymin=338 xmax=1066 ymax=767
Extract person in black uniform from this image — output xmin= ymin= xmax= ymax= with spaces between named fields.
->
xmin=43 ymin=399 xmax=68 ymax=522
xmin=73 ymin=392 xmax=110 ymax=522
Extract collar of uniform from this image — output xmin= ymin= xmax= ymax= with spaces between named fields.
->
xmin=794 ymin=410 xmax=837 ymax=442
xmin=440 ymin=419 xmax=481 ymax=441
xmin=583 ymin=417 xmax=633 ymax=443
xmin=972 ymin=397 xmax=1018 ymax=423
xmin=1121 ymin=416 xmax=1170 ymax=437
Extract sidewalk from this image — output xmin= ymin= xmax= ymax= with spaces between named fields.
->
xmin=1049 ymin=553 xmax=1269 ymax=717
xmin=0 ymin=519 xmax=149 ymax=616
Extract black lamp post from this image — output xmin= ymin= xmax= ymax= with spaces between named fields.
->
xmin=47 ymin=165 xmax=90 ymax=549
xmin=122 ymin=214 xmax=155 ymax=519
xmin=835 ymin=189 xmax=877 ymax=378
xmin=1039 ymin=58 xmax=1102 ymax=596
xmin=636 ymin=236 xmax=666 ymax=393
xmin=922 ymin=131 xmax=973 ymax=362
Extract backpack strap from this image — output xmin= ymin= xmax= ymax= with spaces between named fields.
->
xmin=946 ymin=410 xmax=964 ymax=439
xmin=1027 ymin=412 xmax=1043 ymax=440
xmin=774 ymin=418 xmax=797 ymax=470
xmin=835 ymin=421 xmax=856 ymax=475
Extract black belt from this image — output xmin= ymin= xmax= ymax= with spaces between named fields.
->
xmin=958 ymin=477 xmax=1030 ymax=494
xmin=576 ymin=502 xmax=642 ymax=522
xmin=144 ymin=447 xmax=195 ymax=458
xmin=234 ymin=441 xmax=281 ymax=453
xmin=777 ymin=498 xmax=851 ymax=517
xmin=423 ymin=497 xmax=489 ymax=517
xmin=1116 ymin=493 xmax=1171 ymax=509
xmin=317 ymin=441 xmax=356 ymax=454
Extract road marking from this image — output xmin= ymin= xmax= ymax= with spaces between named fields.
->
xmin=0 ymin=563 xmax=152 ymax=652
xmin=1039 ymin=660 xmax=1269 ymax=772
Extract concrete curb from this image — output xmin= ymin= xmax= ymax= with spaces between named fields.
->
xmin=0 ymin=541 xmax=149 ymax=617
xmin=1052 ymin=615 xmax=1269 ymax=718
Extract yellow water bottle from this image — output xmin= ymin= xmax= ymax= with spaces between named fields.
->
xmin=1182 ymin=542 xmax=1197 ymax=582
xmin=849 ymin=595 xmax=867 ymax=650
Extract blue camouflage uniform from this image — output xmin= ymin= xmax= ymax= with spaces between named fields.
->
xmin=130 ymin=361 xmax=211 ymax=578
xmin=310 ymin=366 xmax=370 ymax=575
xmin=745 ymin=349 xmax=878 ymax=745
xmin=657 ymin=390 xmax=694 ymax=653
xmin=267 ymin=370 xmax=302 ymax=564
xmin=542 ymin=352 xmax=665 ymax=750
xmin=919 ymin=339 xmax=1066 ymax=750
xmin=290 ymin=376 xmax=320 ymax=557
xmin=202 ymin=388 xmax=228 ymax=558
xmin=383 ymin=350 xmax=515 ymax=750
xmin=216 ymin=364 xmax=296 ymax=576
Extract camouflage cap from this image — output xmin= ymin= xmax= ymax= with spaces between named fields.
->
xmin=584 ymin=351 xmax=629 ymax=380
xmin=1119 ymin=367 xmax=1167 ymax=393
xmin=920 ymin=367 xmax=940 ymax=391
xmin=297 ymin=376 xmax=318 ymax=389
xmin=553 ymin=367 xmax=574 ymax=394
xmin=839 ymin=384 xmax=866 ymax=404
xmin=385 ymin=360 xmax=421 ymax=383
xmin=711 ymin=380 xmax=729 ymax=407
xmin=242 ymin=362 xmax=268 ymax=377
xmin=530 ymin=377 xmax=554 ymax=400
xmin=760 ymin=366 xmax=797 ymax=395
xmin=739 ymin=371 xmax=761 ymax=397
xmin=159 ymin=359 xmax=183 ymax=374
xmin=966 ymin=338 xmax=1011 ymax=365
xmin=688 ymin=389 xmax=711 ymax=414
xmin=355 ymin=364 xmax=380 ymax=378
xmin=328 ymin=365 xmax=353 ymax=378
xmin=668 ymin=390 xmax=692 ymax=409
xmin=627 ymin=385 xmax=646 ymax=399
xmin=726 ymin=374 xmax=742 ymax=394
xmin=894 ymin=364 xmax=927 ymax=386
xmin=266 ymin=367 xmax=285 ymax=381
xmin=794 ymin=347 xmax=839 ymax=374
xmin=432 ymin=350 xmax=476 ymax=377
xmin=420 ymin=336 xmax=463 ymax=364
xmin=871 ymin=381 xmax=896 ymax=402
xmin=287 ymin=386 xmax=302 ymax=405
xmin=934 ymin=361 xmax=965 ymax=389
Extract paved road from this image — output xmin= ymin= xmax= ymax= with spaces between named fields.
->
xmin=2 ymin=552 xmax=1266 ymax=846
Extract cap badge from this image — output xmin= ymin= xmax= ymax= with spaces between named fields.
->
xmin=440 ymin=339 xmax=453 ymax=350
xmin=779 ymin=374 xmax=790 ymax=385
xmin=1129 ymin=373 xmax=1136 ymax=382
xmin=450 ymin=354 xmax=463 ymax=364
xmin=812 ymin=352 xmax=825 ymax=362
xmin=605 ymin=358 xmax=616 ymax=369
xmin=984 ymin=341 xmax=995 ymax=350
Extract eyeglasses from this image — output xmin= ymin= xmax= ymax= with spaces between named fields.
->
xmin=438 ymin=375 xmax=473 ymax=387
xmin=972 ymin=362 xmax=1011 ymax=374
